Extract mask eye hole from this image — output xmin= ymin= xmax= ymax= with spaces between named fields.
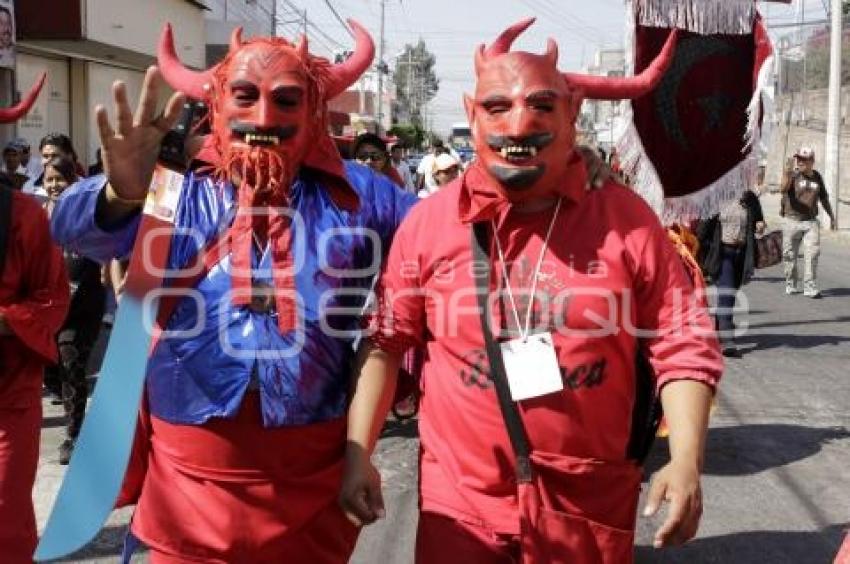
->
xmin=230 ymin=81 xmax=260 ymax=106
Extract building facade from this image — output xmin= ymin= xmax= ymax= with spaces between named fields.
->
xmin=10 ymin=0 xmax=206 ymax=167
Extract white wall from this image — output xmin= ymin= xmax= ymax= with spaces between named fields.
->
xmin=86 ymin=0 xmax=205 ymax=68
xmin=15 ymin=52 xmax=71 ymax=152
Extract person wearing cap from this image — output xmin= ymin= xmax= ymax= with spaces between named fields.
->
xmin=780 ymin=146 xmax=836 ymax=298
xmin=1 ymin=143 xmax=28 ymax=191
xmin=418 ymin=153 xmax=460 ymax=198
xmin=13 ymin=137 xmax=44 ymax=182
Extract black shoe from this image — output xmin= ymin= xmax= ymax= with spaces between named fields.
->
xmin=58 ymin=439 xmax=75 ymax=465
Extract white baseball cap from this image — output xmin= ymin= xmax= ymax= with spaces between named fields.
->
xmin=794 ymin=146 xmax=815 ymax=160
xmin=433 ymin=153 xmax=459 ymax=173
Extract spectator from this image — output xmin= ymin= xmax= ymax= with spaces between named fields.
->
xmin=353 ymin=132 xmax=405 ymax=188
xmin=22 ymin=133 xmax=84 ymax=199
xmin=780 ymin=146 xmax=836 ymax=298
xmin=419 ymin=153 xmax=459 ymax=198
xmin=0 ymin=180 xmax=69 ymax=562
xmin=12 ymin=137 xmax=43 ymax=182
xmin=697 ymin=189 xmax=765 ymax=357
xmin=41 ymin=155 xmax=106 ymax=464
xmin=389 ymin=143 xmax=415 ymax=193
xmin=1 ymin=143 xmax=28 ymax=191
xmin=416 ymin=140 xmax=461 ymax=192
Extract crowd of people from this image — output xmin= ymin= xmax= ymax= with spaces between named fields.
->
xmin=0 ymin=13 xmax=842 ymax=564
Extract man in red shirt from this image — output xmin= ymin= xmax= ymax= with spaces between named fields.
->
xmin=340 ymin=18 xmax=722 ymax=563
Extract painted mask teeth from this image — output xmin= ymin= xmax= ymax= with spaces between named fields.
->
xmin=499 ymin=145 xmax=537 ymax=161
xmin=244 ymin=133 xmax=281 ymax=145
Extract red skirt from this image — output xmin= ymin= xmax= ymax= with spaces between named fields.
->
xmin=130 ymin=393 xmax=358 ymax=563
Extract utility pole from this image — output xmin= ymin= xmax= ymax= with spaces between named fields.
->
xmin=302 ymin=8 xmax=308 ymax=36
xmin=825 ymin=0 xmax=843 ymax=228
xmin=800 ymin=0 xmax=808 ymax=122
xmin=376 ymin=0 xmax=386 ymax=134
xmin=271 ymin=0 xmax=277 ymax=36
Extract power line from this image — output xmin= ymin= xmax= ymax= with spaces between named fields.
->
xmin=320 ymin=0 xmax=355 ymax=39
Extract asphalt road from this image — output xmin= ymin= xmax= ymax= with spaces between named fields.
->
xmin=33 ymin=198 xmax=850 ymax=563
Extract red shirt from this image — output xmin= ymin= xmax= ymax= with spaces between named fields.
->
xmin=0 ymin=191 xmax=69 ymax=408
xmin=369 ymin=160 xmax=723 ymax=534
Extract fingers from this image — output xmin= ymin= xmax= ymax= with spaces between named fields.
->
xmin=134 ymin=66 xmax=162 ymax=126
xmin=648 ymin=483 xmax=703 ymax=548
xmin=653 ymin=489 xmax=687 ymax=548
xmin=95 ymin=105 xmax=115 ymax=144
xmin=642 ymin=474 xmax=666 ymax=518
xmin=155 ymin=91 xmax=188 ymax=134
xmin=340 ymin=486 xmax=377 ymax=527
xmin=113 ymin=81 xmax=133 ymax=137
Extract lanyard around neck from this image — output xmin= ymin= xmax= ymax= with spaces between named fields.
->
xmin=491 ymin=198 xmax=563 ymax=342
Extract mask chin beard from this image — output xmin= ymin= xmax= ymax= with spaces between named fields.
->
xmin=220 ymin=143 xmax=294 ymax=204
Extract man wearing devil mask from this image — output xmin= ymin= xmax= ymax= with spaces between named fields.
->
xmin=345 ymin=19 xmax=723 ymax=563
xmin=0 ymin=75 xmax=71 ymax=562
xmin=51 ymin=22 xmax=418 ymax=563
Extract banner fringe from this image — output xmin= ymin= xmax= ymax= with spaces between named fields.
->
xmin=635 ymin=0 xmax=756 ymax=35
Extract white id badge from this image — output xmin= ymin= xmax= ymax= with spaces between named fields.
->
xmin=499 ymin=332 xmax=564 ymax=401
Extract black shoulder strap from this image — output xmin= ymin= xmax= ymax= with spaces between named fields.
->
xmin=470 ymin=221 xmax=534 ymax=483
xmin=0 ymin=187 xmax=12 ymax=279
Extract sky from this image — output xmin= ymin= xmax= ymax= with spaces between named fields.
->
xmin=276 ymin=0 xmax=828 ymax=136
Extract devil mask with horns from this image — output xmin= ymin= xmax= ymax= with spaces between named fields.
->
xmin=157 ymin=20 xmax=374 ymax=201
xmin=156 ymin=23 xmax=374 ymax=334
xmin=464 ymin=18 xmax=676 ymax=203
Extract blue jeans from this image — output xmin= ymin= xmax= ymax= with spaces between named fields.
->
xmin=715 ymin=245 xmax=744 ymax=339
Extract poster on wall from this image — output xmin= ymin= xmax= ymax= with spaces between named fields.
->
xmin=0 ymin=0 xmax=14 ymax=69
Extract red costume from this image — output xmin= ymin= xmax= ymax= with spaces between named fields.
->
xmin=0 ymin=74 xmax=69 ymax=563
xmin=368 ymin=19 xmax=722 ymax=563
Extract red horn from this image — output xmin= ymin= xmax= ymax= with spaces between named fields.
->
xmin=475 ymin=17 xmax=536 ymax=74
xmin=294 ymin=33 xmax=308 ymax=60
xmin=157 ymin=23 xmax=216 ymax=100
xmin=325 ymin=19 xmax=375 ymax=100
xmin=544 ymin=38 xmax=558 ymax=67
xmin=0 ymin=72 xmax=46 ymax=124
xmin=230 ymin=27 xmax=244 ymax=52
xmin=563 ymin=30 xmax=678 ymax=100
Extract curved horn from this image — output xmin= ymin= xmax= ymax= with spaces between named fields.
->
xmin=157 ymin=23 xmax=216 ymax=100
xmin=544 ymin=38 xmax=558 ymax=67
xmin=324 ymin=19 xmax=375 ymax=100
xmin=475 ymin=17 xmax=536 ymax=75
xmin=229 ymin=27 xmax=244 ymax=52
xmin=0 ymin=72 xmax=47 ymax=124
xmin=295 ymin=33 xmax=308 ymax=60
xmin=563 ymin=30 xmax=678 ymax=100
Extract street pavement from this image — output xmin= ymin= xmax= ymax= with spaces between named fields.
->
xmin=33 ymin=195 xmax=850 ymax=563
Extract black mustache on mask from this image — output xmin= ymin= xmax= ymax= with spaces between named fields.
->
xmin=229 ymin=122 xmax=298 ymax=141
xmin=486 ymin=132 xmax=554 ymax=150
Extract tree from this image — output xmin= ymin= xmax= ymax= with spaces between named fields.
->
xmin=843 ymin=0 xmax=849 ymax=17
xmin=393 ymin=40 xmax=440 ymax=128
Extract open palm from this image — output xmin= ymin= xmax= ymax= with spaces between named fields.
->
xmin=96 ymin=66 xmax=186 ymax=201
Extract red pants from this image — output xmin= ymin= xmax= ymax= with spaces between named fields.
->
xmin=0 ymin=404 xmax=41 ymax=564
xmin=416 ymin=511 xmax=521 ymax=564
xmin=131 ymin=393 xmax=358 ymax=563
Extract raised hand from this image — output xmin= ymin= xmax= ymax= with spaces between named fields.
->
xmin=96 ymin=66 xmax=186 ymax=203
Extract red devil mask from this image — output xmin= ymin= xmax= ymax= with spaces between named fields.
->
xmin=157 ymin=23 xmax=374 ymax=334
xmin=464 ymin=18 xmax=676 ymax=208
xmin=0 ymin=73 xmax=46 ymax=124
